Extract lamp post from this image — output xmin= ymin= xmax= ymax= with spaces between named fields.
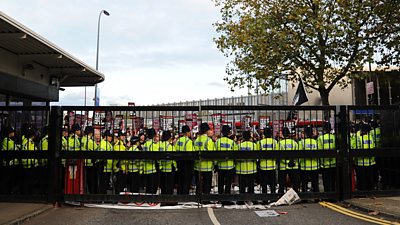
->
xmin=94 ymin=9 xmax=110 ymax=106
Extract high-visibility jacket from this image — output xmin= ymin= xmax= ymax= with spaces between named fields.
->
xmin=194 ymin=134 xmax=215 ymax=172
xmin=68 ymin=134 xmax=81 ymax=151
xmin=354 ymin=134 xmax=376 ymax=166
xmin=39 ymin=135 xmax=48 ymax=166
xmin=318 ymin=133 xmax=336 ymax=168
xmin=127 ymin=145 xmax=141 ymax=173
xmin=299 ymin=138 xmax=319 ymax=171
xmin=175 ymin=136 xmax=193 ymax=152
xmin=370 ymin=128 xmax=381 ymax=148
xmin=99 ymin=139 xmax=113 ymax=172
xmin=1 ymin=137 xmax=19 ymax=166
xmin=258 ymin=138 xmax=279 ymax=170
xmin=114 ymin=140 xmax=126 ymax=172
xmin=22 ymin=138 xmax=38 ymax=168
xmin=81 ymin=135 xmax=98 ymax=166
xmin=216 ymin=137 xmax=236 ymax=170
xmin=62 ymin=136 xmax=68 ymax=151
xmin=159 ymin=141 xmax=177 ymax=172
xmin=235 ymin=141 xmax=258 ymax=175
xmin=142 ymin=139 xmax=159 ymax=174
xmin=350 ymin=133 xmax=357 ymax=150
xmin=278 ymin=138 xmax=299 ymax=170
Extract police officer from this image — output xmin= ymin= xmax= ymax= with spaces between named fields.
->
xmin=1 ymin=126 xmax=20 ymax=194
xmin=68 ymin=124 xmax=81 ymax=151
xmin=114 ymin=130 xmax=127 ymax=193
xmin=159 ymin=130 xmax=176 ymax=195
xmin=278 ymin=127 xmax=300 ymax=193
xmin=99 ymin=130 xmax=114 ymax=194
xmin=39 ymin=126 xmax=49 ymax=194
xmin=175 ymin=125 xmax=194 ymax=195
xmin=258 ymin=127 xmax=279 ymax=194
xmin=215 ymin=125 xmax=236 ymax=196
xmin=142 ymin=128 xmax=160 ymax=194
xmin=299 ymin=126 xmax=320 ymax=192
xmin=81 ymin=126 xmax=98 ymax=194
xmin=354 ymin=123 xmax=376 ymax=190
xmin=127 ymin=136 xmax=141 ymax=193
xmin=236 ymin=130 xmax=258 ymax=203
xmin=318 ymin=122 xmax=336 ymax=192
xmin=21 ymin=127 xmax=38 ymax=194
xmin=194 ymin=123 xmax=215 ymax=197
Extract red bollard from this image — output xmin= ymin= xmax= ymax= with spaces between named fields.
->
xmin=64 ymin=160 xmax=84 ymax=194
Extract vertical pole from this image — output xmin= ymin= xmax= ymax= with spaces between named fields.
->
xmin=337 ymin=105 xmax=351 ymax=200
xmin=48 ymin=106 xmax=63 ymax=205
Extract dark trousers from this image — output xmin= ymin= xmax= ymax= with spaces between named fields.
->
xmin=100 ymin=172 xmax=112 ymax=194
xmin=355 ymin=165 xmax=377 ymax=191
xmin=195 ymin=171 xmax=212 ymax=194
xmin=160 ymin=172 xmax=175 ymax=195
xmin=127 ymin=172 xmax=141 ymax=193
xmin=115 ymin=171 xmax=127 ymax=193
xmin=85 ymin=166 xmax=97 ymax=194
xmin=278 ymin=169 xmax=300 ymax=193
xmin=259 ymin=170 xmax=276 ymax=194
xmin=238 ymin=173 xmax=255 ymax=194
xmin=218 ymin=169 xmax=234 ymax=194
xmin=177 ymin=161 xmax=193 ymax=195
xmin=39 ymin=165 xmax=49 ymax=194
xmin=144 ymin=172 xmax=159 ymax=194
xmin=321 ymin=167 xmax=336 ymax=192
xmin=22 ymin=167 xmax=38 ymax=195
xmin=300 ymin=170 xmax=319 ymax=192
xmin=1 ymin=165 xmax=22 ymax=194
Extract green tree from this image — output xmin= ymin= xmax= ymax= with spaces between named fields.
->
xmin=214 ymin=0 xmax=400 ymax=105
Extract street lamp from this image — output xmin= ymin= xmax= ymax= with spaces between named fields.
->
xmin=94 ymin=9 xmax=110 ymax=106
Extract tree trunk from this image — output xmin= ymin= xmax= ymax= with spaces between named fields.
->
xmin=319 ymin=88 xmax=330 ymax=106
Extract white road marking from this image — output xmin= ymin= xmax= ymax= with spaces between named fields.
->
xmin=207 ymin=207 xmax=221 ymax=225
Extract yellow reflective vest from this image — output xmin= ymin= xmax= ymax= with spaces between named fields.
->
xmin=68 ymin=134 xmax=81 ymax=151
xmin=216 ymin=137 xmax=236 ymax=170
xmin=299 ymin=138 xmax=319 ymax=171
xmin=22 ymin=138 xmax=38 ymax=168
xmin=318 ymin=133 xmax=336 ymax=168
xmin=159 ymin=141 xmax=176 ymax=172
xmin=81 ymin=135 xmax=98 ymax=166
xmin=99 ymin=139 xmax=113 ymax=172
xmin=175 ymin=136 xmax=193 ymax=152
xmin=1 ymin=137 xmax=19 ymax=166
xmin=114 ymin=140 xmax=126 ymax=172
xmin=278 ymin=138 xmax=299 ymax=170
xmin=194 ymin=134 xmax=215 ymax=172
xmin=258 ymin=138 xmax=279 ymax=170
xmin=354 ymin=134 xmax=376 ymax=166
xmin=236 ymin=141 xmax=258 ymax=174
xmin=127 ymin=145 xmax=141 ymax=173
xmin=39 ymin=135 xmax=48 ymax=166
xmin=142 ymin=139 xmax=159 ymax=174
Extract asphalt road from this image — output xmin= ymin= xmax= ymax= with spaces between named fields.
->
xmin=24 ymin=203 xmax=376 ymax=225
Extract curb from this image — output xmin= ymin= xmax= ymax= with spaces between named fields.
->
xmin=343 ymin=200 xmax=400 ymax=221
xmin=4 ymin=205 xmax=54 ymax=225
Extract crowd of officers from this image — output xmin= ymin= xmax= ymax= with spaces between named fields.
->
xmin=1 ymin=119 xmax=381 ymax=201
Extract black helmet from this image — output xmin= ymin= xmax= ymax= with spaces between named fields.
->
xmin=71 ymin=124 xmax=81 ymax=132
xmin=130 ymin=136 xmax=140 ymax=144
xmin=147 ymin=128 xmax=156 ymax=139
xmin=282 ymin=127 xmax=290 ymax=137
xmin=304 ymin=126 xmax=313 ymax=137
xmin=6 ymin=126 xmax=15 ymax=135
xmin=181 ymin=125 xmax=190 ymax=133
xmin=200 ymin=123 xmax=210 ymax=134
xmin=118 ymin=130 xmax=126 ymax=137
xmin=263 ymin=126 xmax=273 ymax=138
xmin=103 ymin=130 xmax=113 ymax=137
xmin=221 ymin=125 xmax=231 ymax=136
xmin=85 ymin=126 xmax=94 ymax=134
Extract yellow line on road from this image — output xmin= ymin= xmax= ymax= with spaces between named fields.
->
xmin=207 ymin=207 xmax=221 ymax=225
xmin=319 ymin=201 xmax=399 ymax=225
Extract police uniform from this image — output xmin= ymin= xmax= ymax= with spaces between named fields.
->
xmin=142 ymin=128 xmax=160 ymax=194
xmin=299 ymin=127 xmax=320 ymax=192
xmin=216 ymin=133 xmax=237 ymax=195
xmin=1 ymin=127 xmax=21 ymax=194
xmin=39 ymin=128 xmax=49 ymax=194
xmin=258 ymin=129 xmax=279 ymax=194
xmin=194 ymin=123 xmax=215 ymax=195
xmin=99 ymin=130 xmax=114 ymax=194
xmin=278 ymin=135 xmax=300 ymax=193
xmin=159 ymin=131 xmax=176 ymax=195
xmin=114 ymin=131 xmax=127 ymax=193
xmin=318 ymin=128 xmax=336 ymax=192
xmin=127 ymin=136 xmax=141 ymax=193
xmin=22 ymin=130 xmax=38 ymax=195
xmin=81 ymin=126 xmax=98 ymax=194
xmin=175 ymin=125 xmax=194 ymax=195
xmin=236 ymin=131 xmax=258 ymax=195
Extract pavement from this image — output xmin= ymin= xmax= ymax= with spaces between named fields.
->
xmin=0 ymin=197 xmax=399 ymax=224
xmin=345 ymin=196 xmax=400 ymax=220
xmin=0 ymin=203 xmax=54 ymax=225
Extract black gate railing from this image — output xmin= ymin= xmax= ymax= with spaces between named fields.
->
xmin=0 ymin=105 xmax=399 ymax=204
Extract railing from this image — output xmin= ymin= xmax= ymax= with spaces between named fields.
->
xmin=0 ymin=105 xmax=399 ymax=205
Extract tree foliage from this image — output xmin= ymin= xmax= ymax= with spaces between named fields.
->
xmin=213 ymin=0 xmax=400 ymax=105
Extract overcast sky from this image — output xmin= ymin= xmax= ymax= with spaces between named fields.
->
xmin=1 ymin=0 xmax=249 ymax=106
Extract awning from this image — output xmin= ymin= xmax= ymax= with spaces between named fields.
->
xmin=0 ymin=11 xmax=105 ymax=87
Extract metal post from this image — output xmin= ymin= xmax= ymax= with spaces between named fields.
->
xmin=337 ymin=105 xmax=351 ymax=200
xmin=48 ymin=106 xmax=63 ymax=205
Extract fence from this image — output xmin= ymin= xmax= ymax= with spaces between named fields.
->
xmin=0 ymin=105 xmax=399 ymax=205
